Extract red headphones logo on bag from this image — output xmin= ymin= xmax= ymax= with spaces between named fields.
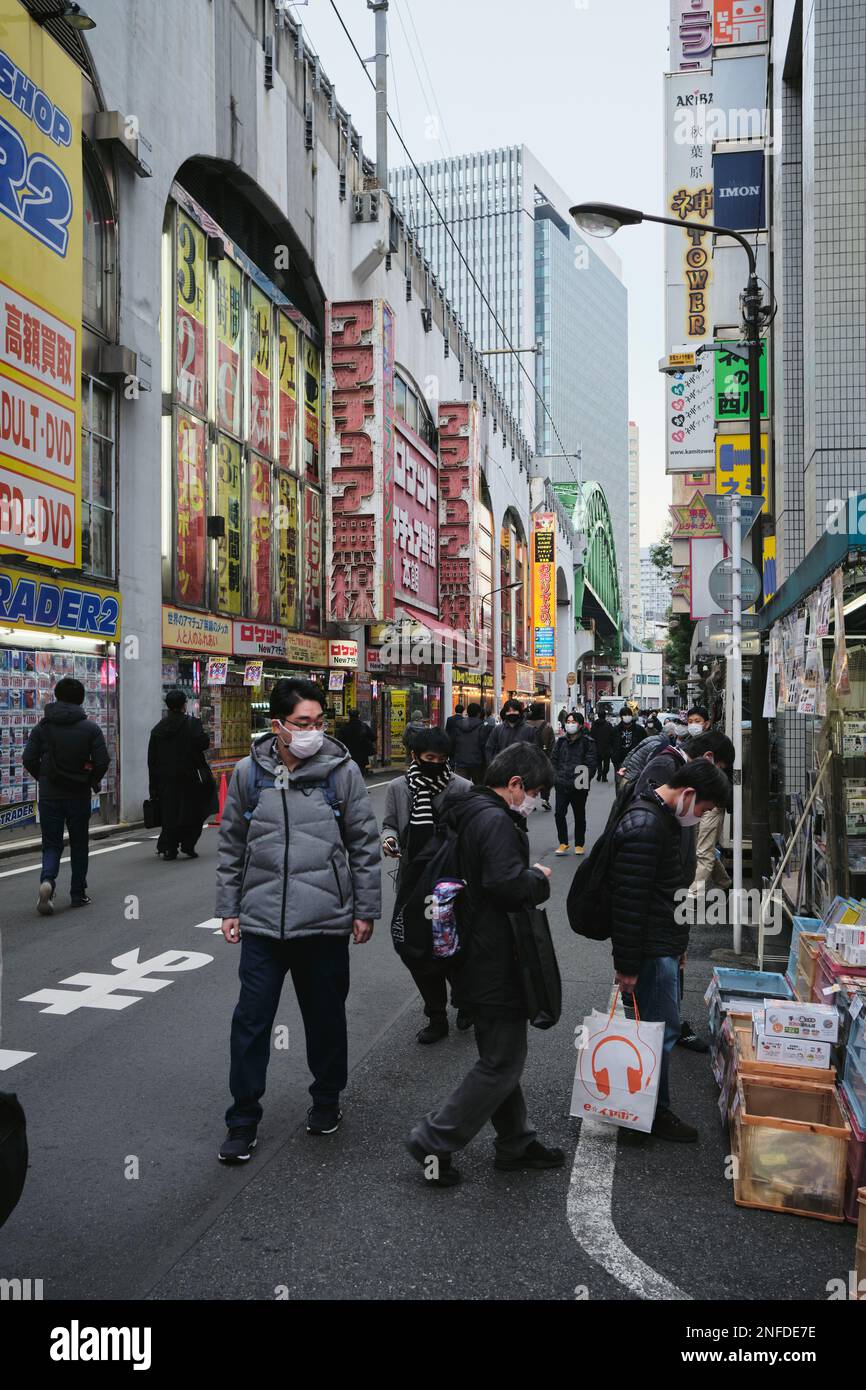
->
xmin=579 ymin=1016 xmax=659 ymax=1100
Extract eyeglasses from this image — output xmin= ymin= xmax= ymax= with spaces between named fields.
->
xmin=279 ymin=716 xmax=325 ymax=731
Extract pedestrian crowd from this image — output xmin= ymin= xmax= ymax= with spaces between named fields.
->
xmin=20 ymin=680 xmax=732 ymax=1183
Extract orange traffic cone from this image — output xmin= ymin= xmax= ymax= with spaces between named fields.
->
xmin=210 ymin=772 xmax=228 ymax=828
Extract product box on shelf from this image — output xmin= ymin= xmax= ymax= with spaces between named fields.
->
xmin=734 ymin=1019 xmax=836 ymax=1085
xmin=763 ymin=1001 xmax=839 ymax=1043
xmin=836 ymin=1086 xmax=866 ymax=1224
xmin=730 ymin=1075 xmax=850 ymax=1221
xmin=811 ymin=945 xmax=866 ymax=1007
xmin=786 ymin=917 xmax=822 ymax=991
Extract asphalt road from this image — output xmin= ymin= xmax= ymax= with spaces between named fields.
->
xmin=0 ymin=777 xmax=857 ymax=1302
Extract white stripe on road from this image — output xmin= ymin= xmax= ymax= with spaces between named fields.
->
xmin=0 ymin=1049 xmax=36 ymax=1070
xmin=194 ymin=918 xmax=223 ymax=934
xmin=0 ymin=842 xmax=141 ymax=878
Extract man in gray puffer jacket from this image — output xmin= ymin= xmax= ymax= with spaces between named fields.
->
xmin=215 ymin=678 xmax=381 ymax=1163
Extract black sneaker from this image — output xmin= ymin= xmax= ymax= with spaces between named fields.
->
xmin=70 ymin=895 xmax=92 ymax=908
xmin=405 ymin=1137 xmax=461 ymax=1187
xmin=37 ymin=882 xmax=55 ymax=916
xmin=182 ymin=849 xmax=199 ymax=859
xmin=651 ymin=1107 xmax=699 ymax=1143
xmin=455 ymin=1011 xmax=474 ymax=1032
xmin=677 ymin=1021 xmax=709 ymax=1053
xmin=416 ymin=1017 xmax=448 ymax=1044
xmin=306 ymin=1104 xmax=342 ymax=1135
xmin=494 ymin=1140 xmax=565 ymax=1172
xmin=218 ymin=1127 xmax=257 ymax=1163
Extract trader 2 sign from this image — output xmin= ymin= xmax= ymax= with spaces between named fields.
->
xmin=531 ymin=513 xmax=556 ymax=672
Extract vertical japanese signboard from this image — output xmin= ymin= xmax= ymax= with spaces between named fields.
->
xmin=714 ymin=340 xmax=767 ymax=421
xmin=248 ymin=455 xmax=271 ymax=620
xmin=215 ymin=435 xmax=242 ymax=615
xmin=176 ymin=411 xmax=207 ymax=606
xmin=176 ymin=211 xmax=206 ymax=416
xmin=531 ymin=513 xmax=556 ymax=671
xmin=248 ymin=285 xmax=272 ymax=457
xmin=304 ymin=484 xmax=322 ymax=632
xmin=670 ymin=0 xmax=713 ymax=71
xmin=216 ymin=257 xmax=242 ymax=437
xmin=0 ymin=1 xmax=82 ymax=567
xmin=303 ymin=336 xmax=321 ymax=482
xmin=276 ymin=471 xmax=299 ymax=628
xmin=278 ymin=312 xmax=298 ymax=471
xmin=394 ymin=429 xmax=438 ymax=614
xmin=438 ymin=401 xmax=480 ymax=633
xmin=325 ymin=299 xmax=395 ymax=623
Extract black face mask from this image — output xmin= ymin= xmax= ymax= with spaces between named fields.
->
xmin=504 ymin=714 xmax=521 ymax=725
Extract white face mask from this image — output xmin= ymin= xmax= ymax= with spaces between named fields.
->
xmin=675 ymin=790 xmax=703 ymax=827
xmin=517 ymin=791 xmax=541 ymax=817
xmin=671 ymin=723 xmax=689 ymax=740
xmin=565 ymin=721 xmax=579 ymax=734
xmin=687 ymin=721 xmax=705 ymax=735
xmin=622 ymin=715 xmax=633 ymax=725
xmin=278 ymin=724 xmax=324 ymax=760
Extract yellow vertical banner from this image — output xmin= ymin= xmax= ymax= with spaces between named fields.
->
xmin=0 ymin=1 xmax=82 ymax=566
xmin=531 ymin=512 xmax=556 ymax=671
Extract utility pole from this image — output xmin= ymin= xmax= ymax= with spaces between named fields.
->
xmin=368 ymin=1 xmax=388 ymax=189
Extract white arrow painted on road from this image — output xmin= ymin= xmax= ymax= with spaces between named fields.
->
xmin=194 ymin=918 xmax=223 ymax=934
xmin=0 ymin=1049 xmax=35 ymax=1070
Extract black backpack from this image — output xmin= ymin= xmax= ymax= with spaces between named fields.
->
xmin=390 ymin=799 xmax=477 ymax=964
xmin=567 ymin=783 xmax=668 ymax=941
xmin=0 ymin=1092 xmax=27 ymax=1230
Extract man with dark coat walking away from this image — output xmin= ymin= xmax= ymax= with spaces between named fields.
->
xmin=23 ymin=677 xmax=110 ymax=915
xmin=609 ymin=759 xmax=730 ymax=1142
xmin=590 ymin=709 xmax=614 ymax=782
xmin=340 ymin=708 xmax=376 ymax=774
xmin=610 ymin=709 xmax=647 ymax=789
xmin=147 ymin=689 xmax=213 ymax=860
xmin=381 ymin=729 xmax=473 ymax=1041
xmin=551 ymin=714 xmax=598 ymax=855
xmin=483 ymin=699 xmax=537 ymax=762
xmin=406 ymin=745 xmax=564 ymax=1188
xmin=449 ymin=702 xmax=489 ymax=784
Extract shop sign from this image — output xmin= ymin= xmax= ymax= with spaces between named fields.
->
xmin=176 ymin=210 xmax=206 ymax=414
xmin=276 ymin=471 xmax=299 ymax=628
xmin=531 ymin=513 xmax=556 ymax=671
xmin=304 ymin=484 xmax=323 ymax=631
xmin=670 ymin=0 xmax=713 ymax=71
xmin=283 ymin=631 xmax=329 ymax=667
xmin=207 ymin=658 xmax=228 ymax=685
xmin=215 ymin=435 xmax=242 ymax=615
xmin=243 ymin=660 xmax=264 ymax=687
xmin=0 ymin=799 xmax=36 ymax=831
xmin=713 ymin=151 xmax=766 ymax=232
xmin=715 ymin=433 xmax=769 ymax=509
xmin=233 ymin=621 xmax=286 ymax=659
xmin=394 ymin=426 xmax=439 ymax=613
xmin=328 ymin=639 xmax=358 ymax=669
xmin=438 ymin=400 xmax=480 ymax=632
xmin=326 ymin=299 xmax=395 ymax=623
xmin=504 ymin=660 xmax=536 ymax=697
xmin=366 ymin=647 xmax=385 ymax=673
xmin=714 ymin=0 xmax=768 ymax=46
xmin=162 ymin=605 xmax=231 ymax=654
xmin=277 ymin=312 xmax=298 ymax=471
xmin=714 ymin=340 xmax=767 ymax=421
xmin=453 ymin=668 xmax=483 ymax=688
xmin=176 ymin=411 xmax=207 ymax=606
xmin=669 ymin=492 xmax=720 ymax=539
xmin=329 ymin=672 xmax=345 ymax=691
xmin=0 ymin=565 xmax=121 ymax=639
xmin=0 ymin=6 xmax=82 ymax=567
xmin=248 ymin=286 xmax=273 ymax=456
xmin=215 ymin=257 xmax=242 ymax=436
xmin=762 ymin=534 xmax=776 ymax=604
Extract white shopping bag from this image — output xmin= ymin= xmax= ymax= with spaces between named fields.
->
xmin=570 ymin=997 xmax=664 ymax=1133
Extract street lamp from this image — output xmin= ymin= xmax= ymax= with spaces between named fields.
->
xmin=34 ymin=3 xmax=96 ymax=28
xmin=572 ymin=200 xmax=771 ymax=947
xmin=480 ymin=581 xmax=521 ymax=718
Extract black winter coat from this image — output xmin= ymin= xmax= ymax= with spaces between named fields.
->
xmin=484 ymin=718 xmax=537 ymax=762
xmin=450 ymin=715 xmax=489 ymax=768
xmin=147 ymin=713 xmax=211 ymax=830
xmin=550 ymin=731 xmax=598 ymax=793
xmin=610 ymin=721 xmax=647 ymax=767
xmin=341 ymin=716 xmax=375 ymax=766
xmin=590 ymin=717 xmax=613 ymax=754
xmin=609 ymin=790 xmax=687 ymax=976
xmin=635 ymin=746 xmax=696 ymax=885
xmin=447 ymin=787 xmax=550 ymax=1018
xmin=23 ymin=702 xmax=109 ymax=800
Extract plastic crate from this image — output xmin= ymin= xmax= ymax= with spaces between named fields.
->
xmin=713 ymin=968 xmax=794 ymax=1002
xmin=786 ymin=917 xmax=823 ymax=989
xmin=837 ymin=1087 xmax=866 ymax=1223
xmin=796 ymin=934 xmax=826 ymax=999
xmin=730 ymin=1076 xmax=850 ymax=1221
xmin=842 ymin=1044 xmax=866 ymax=1132
xmin=812 ymin=946 xmax=866 ymax=1006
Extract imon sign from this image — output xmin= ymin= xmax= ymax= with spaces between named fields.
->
xmin=532 ymin=513 xmax=556 ymax=671
xmin=0 ymin=4 xmax=82 ymax=566
xmin=394 ymin=425 xmax=438 ymax=614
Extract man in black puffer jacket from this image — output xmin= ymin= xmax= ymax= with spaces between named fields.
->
xmin=550 ymin=714 xmax=598 ymax=854
xmin=609 ymin=759 xmax=730 ymax=1143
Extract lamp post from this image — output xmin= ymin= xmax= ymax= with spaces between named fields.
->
xmin=480 ymin=581 xmax=521 ymax=718
xmin=570 ymin=202 xmax=771 ymax=940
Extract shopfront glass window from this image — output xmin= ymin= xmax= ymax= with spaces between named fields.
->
xmin=81 ymin=376 xmax=115 ymax=580
xmin=83 ymin=168 xmax=108 ymax=335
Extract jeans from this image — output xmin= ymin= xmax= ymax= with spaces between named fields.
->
xmin=410 ymin=1015 xmax=536 ymax=1159
xmin=38 ymin=797 xmax=92 ymax=901
xmin=554 ymin=787 xmax=588 ymax=846
xmin=227 ymin=931 xmax=350 ymax=1128
xmin=631 ymin=954 xmax=681 ymax=1111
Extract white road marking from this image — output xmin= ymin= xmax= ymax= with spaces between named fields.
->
xmin=21 ymin=947 xmax=214 ymax=1015
xmin=0 ymin=841 xmax=140 ymax=878
xmin=194 ymin=917 xmax=223 ymax=934
xmin=0 ymin=1049 xmax=35 ymax=1070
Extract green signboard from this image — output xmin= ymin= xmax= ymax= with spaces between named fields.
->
xmin=714 ymin=340 xmax=768 ymax=422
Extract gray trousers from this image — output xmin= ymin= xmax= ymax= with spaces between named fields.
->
xmin=410 ymin=1015 xmax=537 ymax=1160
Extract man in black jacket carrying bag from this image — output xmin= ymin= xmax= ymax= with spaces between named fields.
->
xmin=609 ymin=759 xmax=729 ymax=1143
xmin=147 ymin=689 xmax=213 ymax=860
xmin=23 ymin=677 xmax=110 ymax=914
xmin=406 ymin=745 xmax=564 ymax=1187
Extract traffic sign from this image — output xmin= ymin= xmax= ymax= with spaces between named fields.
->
xmin=703 ymin=493 xmax=764 ymax=549
xmin=708 ymin=557 xmax=762 ymax=609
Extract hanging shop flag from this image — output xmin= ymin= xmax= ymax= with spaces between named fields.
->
xmin=243 ymin=661 xmax=264 ymax=687
xmin=714 ymin=340 xmax=768 ymax=422
xmin=531 ymin=513 xmax=556 ymax=672
xmin=278 ymin=312 xmax=298 ymax=471
xmin=0 ymin=3 xmax=83 ymax=567
xmin=215 ymin=435 xmax=242 ymax=616
xmin=712 ymin=151 xmax=766 ymax=232
xmin=215 ymin=257 xmax=242 ymax=437
xmin=248 ymin=286 xmax=273 ymax=456
xmin=175 ymin=411 xmax=207 ymax=607
xmin=207 ymin=658 xmax=229 ymax=686
xmin=715 ymin=434 xmax=769 ymax=506
xmin=176 ymin=210 xmax=206 ymax=416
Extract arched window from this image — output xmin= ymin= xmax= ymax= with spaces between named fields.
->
xmin=82 ymin=159 xmax=114 ymax=338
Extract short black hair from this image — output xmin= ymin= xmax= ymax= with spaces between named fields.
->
xmin=687 ymin=706 xmax=709 ymax=721
xmin=270 ymin=677 xmax=325 ymax=719
xmin=689 ymin=731 xmax=735 ymax=768
xmin=484 ymin=744 xmax=553 ymax=796
xmin=467 ymin=702 xmax=481 ymax=718
xmin=54 ymin=677 xmax=84 ymax=705
xmin=348 ymin=708 xmax=360 ymax=718
xmin=501 ymin=699 xmax=523 ymax=716
xmin=527 ymin=702 xmax=545 ymax=721
xmin=666 ymin=758 xmax=729 ymax=806
xmin=165 ymin=688 xmax=187 ymax=711
xmin=454 ymin=703 xmax=464 ymax=714
xmin=411 ymin=728 xmax=451 ymax=757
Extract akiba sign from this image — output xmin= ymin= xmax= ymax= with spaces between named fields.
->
xmin=0 ymin=565 xmax=121 ymax=639
xmin=713 ymin=151 xmax=765 ymax=231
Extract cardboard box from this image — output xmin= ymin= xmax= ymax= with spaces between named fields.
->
xmin=843 ymin=945 xmax=866 ymax=968
xmin=763 ymin=1000 xmax=840 ymax=1042
xmin=754 ymin=1035 xmax=833 ymax=1069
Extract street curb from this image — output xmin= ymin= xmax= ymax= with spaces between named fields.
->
xmin=0 ymin=819 xmax=146 ymax=863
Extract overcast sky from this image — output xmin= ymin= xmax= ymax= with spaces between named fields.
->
xmin=298 ymin=0 xmax=671 ymax=546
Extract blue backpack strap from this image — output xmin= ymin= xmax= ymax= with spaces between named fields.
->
xmin=320 ymin=767 xmax=346 ymax=844
xmin=243 ymin=756 xmax=275 ymax=822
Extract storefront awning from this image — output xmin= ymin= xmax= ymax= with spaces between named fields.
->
xmin=760 ymin=494 xmax=866 ymax=630
xmin=397 ymin=604 xmax=491 ymax=663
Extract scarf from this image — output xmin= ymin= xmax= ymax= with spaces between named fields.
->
xmin=406 ymin=760 xmax=452 ymax=829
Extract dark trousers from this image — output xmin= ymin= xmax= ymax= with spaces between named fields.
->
xmin=411 ymin=1015 xmax=536 ymax=1159
xmin=38 ymin=796 xmax=91 ymax=900
xmin=406 ymin=957 xmax=455 ymax=1019
xmin=554 ymin=787 xmax=588 ymax=846
xmin=597 ymin=753 xmax=611 ymax=780
xmin=227 ymin=931 xmax=350 ymax=1127
xmin=157 ymin=822 xmax=204 ymax=856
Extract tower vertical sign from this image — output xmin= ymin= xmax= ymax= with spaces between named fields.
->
xmin=532 ymin=512 xmax=556 ymax=671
